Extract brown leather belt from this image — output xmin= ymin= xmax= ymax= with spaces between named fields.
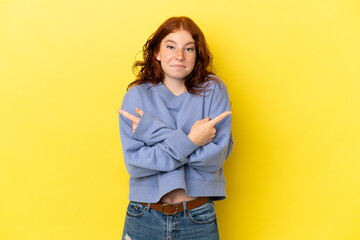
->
xmin=138 ymin=197 xmax=210 ymax=215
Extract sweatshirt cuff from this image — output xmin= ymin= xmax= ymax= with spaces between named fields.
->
xmin=165 ymin=128 xmax=199 ymax=158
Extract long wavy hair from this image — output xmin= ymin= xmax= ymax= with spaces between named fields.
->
xmin=127 ymin=16 xmax=219 ymax=95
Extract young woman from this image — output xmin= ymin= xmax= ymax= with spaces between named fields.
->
xmin=117 ymin=16 xmax=233 ymax=240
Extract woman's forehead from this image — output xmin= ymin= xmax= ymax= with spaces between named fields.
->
xmin=162 ymin=30 xmax=195 ymax=44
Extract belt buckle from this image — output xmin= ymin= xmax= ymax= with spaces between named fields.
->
xmin=160 ymin=203 xmax=178 ymax=215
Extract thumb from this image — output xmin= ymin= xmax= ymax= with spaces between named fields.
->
xmin=199 ymin=116 xmax=210 ymax=122
xmin=136 ymin=107 xmax=144 ymax=117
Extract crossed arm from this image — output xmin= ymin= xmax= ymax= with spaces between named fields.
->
xmin=118 ymin=83 xmax=233 ymax=178
xmin=118 ymin=107 xmax=232 ymax=174
xmin=118 ymin=107 xmax=231 ymax=147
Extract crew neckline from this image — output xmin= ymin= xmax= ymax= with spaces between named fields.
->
xmin=157 ymin=82 xmax=189 ymax=98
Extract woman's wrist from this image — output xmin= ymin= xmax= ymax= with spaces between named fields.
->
xmin=187 ymin=133 xmax=200 ymax=147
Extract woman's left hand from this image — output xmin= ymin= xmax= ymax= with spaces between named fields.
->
xmin=117 ymin=107 xmax=144 ymax=133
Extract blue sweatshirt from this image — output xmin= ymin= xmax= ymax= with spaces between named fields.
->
xmin=118 ymin=75 xmax=233 ymax=203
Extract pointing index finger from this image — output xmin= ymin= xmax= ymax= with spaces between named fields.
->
xmin=208 ymin=111 xmax=232 ymax=126
xmin=117 ymin=109 xmax=140 ymax=123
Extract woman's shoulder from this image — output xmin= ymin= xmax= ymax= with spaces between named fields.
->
xmin=123 ymin=82 xmax=160 ymax=104
xmin=126 ymin=82 xmax=153 ymax=95
xmin=202 ymin=75 xmax=228 ymax=92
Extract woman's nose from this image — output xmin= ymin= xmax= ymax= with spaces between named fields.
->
xmin=175 ymin=50 xmax=184 ymax=60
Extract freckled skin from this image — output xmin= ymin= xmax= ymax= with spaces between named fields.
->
xmin=155 ymin=29 xmax=196 ymax=87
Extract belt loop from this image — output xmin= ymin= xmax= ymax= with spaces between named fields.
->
xmin=182 ymin=201 xmax=187 ymax=217
xmin=145 ymin=203 xmax=151 ymax=212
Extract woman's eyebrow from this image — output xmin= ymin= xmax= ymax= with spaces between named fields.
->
xmin=164 ymin=40 xmax=195 ymax=46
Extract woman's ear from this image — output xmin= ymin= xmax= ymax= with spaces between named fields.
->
xmin=156 ymin=52 xmax=161 ymax=61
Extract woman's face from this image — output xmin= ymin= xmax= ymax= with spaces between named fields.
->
xmin=156 ymin=29 xmax=196 ymax=84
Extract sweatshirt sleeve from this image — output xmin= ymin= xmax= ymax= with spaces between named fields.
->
xmin=132 ymin=110 xmax=179 ymax=146
xmin=187 ymin=79 xmax=233 ymax=172
xmin=118 ymin=86 xmax=199 ymax=178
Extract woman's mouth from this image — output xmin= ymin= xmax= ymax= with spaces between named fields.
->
xmin=171 ymin=65 xmax=186 ymax=68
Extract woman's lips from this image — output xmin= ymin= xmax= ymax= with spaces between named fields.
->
xmin=171 ymin=65 xmax=185 ymax=68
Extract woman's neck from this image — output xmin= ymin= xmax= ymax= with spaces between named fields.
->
xmin=162 ymin=78 xmax=187 ymax=96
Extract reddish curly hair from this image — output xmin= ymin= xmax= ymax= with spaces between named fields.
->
xmin=127 ymin=16 xmax=219 ymax=95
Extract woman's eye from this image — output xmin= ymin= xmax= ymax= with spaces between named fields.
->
xmin=185 ymin=47 xmax=195 ymax=52
xmin=166 ymin=46 xmax=175 ymax=50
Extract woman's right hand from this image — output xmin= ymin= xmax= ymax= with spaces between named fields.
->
xmin=187 ymin=111 xmax=232 ymax=146
xmin=117 ymin=107 xmax=144 ymax=133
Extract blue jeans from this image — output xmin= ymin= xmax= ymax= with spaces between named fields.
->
xmin=122 ymin=199 xmax=220 ymax=240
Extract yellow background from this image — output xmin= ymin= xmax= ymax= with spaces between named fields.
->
xmin=1 ymin=0 xmax=359 ymax=239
